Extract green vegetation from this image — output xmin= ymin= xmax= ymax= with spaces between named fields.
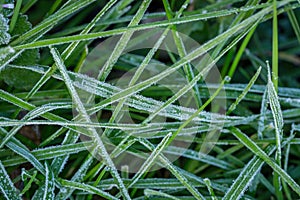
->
xmin=0 ymin=0 xmax=300 ymax=199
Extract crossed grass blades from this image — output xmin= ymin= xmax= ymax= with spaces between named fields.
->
xmin=1 ymin=0 xmax=300 ymax=199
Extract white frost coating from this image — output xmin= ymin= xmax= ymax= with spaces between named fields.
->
xmin=4 ymin=65 xmax=250 ymax=123
xmin=0 ymin=46 xmax=14 ymax=59
xmin=0 ymin=14 xmax=11 ymax=45
xmin=0 ymin=161 xmax=21 ymax=200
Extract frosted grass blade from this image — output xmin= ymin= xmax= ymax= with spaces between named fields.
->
xmin=50 ymin=47 xmax=131 ymax=199
xmin=0 ymin=161 xmax=21 ymax=200
xmin=229 ymin=127 xmax=300 ymax=196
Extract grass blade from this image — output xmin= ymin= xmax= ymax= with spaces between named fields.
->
xmin=59 ymin=179 xmax=118 ymax=200
xmin=0 ymin=161 xmax=21 ymax=200
xmin=258 ymin=88 xmax=268 ymax=139
xmin=97 ymin=0 xmax=152 ymax=81
xmin=267 ymin=61 xmax=284 ymax=199
xmin=127 ymin=132 xmax=172 ymax=188
xmin=0 ymin=103 xmax=69 ymax=148
xmin=286 ymin=6 xmax=300 ymax=43
xmin=272 ymin=0 xmax=279 ymax=91
xmin=229 ymin=127 xmax=300 ymax=196
xmin=204 ymin=178 xmax=217 ymax=200
xmin=43 ymin=163 xmax=55 ymax=200
xmin=13 ymin=2 xmax=278 ymax=50
xmin=227 ymin=66 xmax=261 ymax=115
xmin=144 ymin=189 xmax=181 ymax=200
xmin=50 ymin=47 xmax=131 ymax=199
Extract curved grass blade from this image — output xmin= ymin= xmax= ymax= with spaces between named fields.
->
xmin=20 ymin=170 xmax=38 ymax=196
xmin=2 ymin=142 xmax=92 ymax=167
xmin=204 ymin=178 xmax=217 ymax=200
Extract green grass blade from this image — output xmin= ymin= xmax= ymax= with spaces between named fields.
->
xmin=2 ymin=142 xmax=92 ymax=167
xmin=11 ymin=0 xmax=96 ymax=45
xmin=227 ymin=25 xmax=257 ymax=78
xmin=286 ymin=6 xmax=300 ymax=43
xmin=211 ymin=0 xmax=260 ymax=59
xmin=163 ymin=0 xmax=202 ymax=107
xmin=204 ymin=178 xmax=217 ymax=200
xmin=21 ymin=0 xmax=38 ymax=13
xmin=20 ymin=170 xmax=38 ymax=196
xmin=8 ymin=0 xmax=22 ymax=32
xmin=227 ymin=66 xmax=261 ymax=115
xmin=272 ymin=0 xmax=279 ymax=91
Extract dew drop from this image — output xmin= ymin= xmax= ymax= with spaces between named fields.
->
xmin=224 ymin=76 xmax=231 ymax=82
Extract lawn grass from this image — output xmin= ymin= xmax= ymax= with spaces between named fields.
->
xmin=1 ymin=0 xmax=300 ymax=199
